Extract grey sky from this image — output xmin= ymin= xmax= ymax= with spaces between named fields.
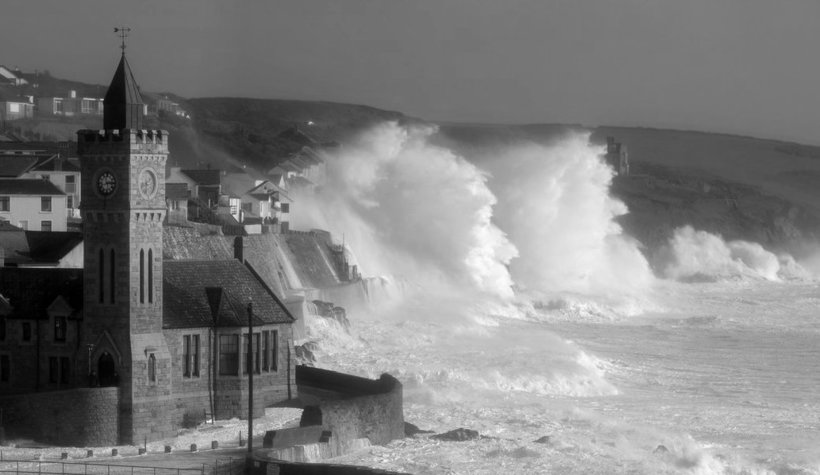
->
xmin=2 ymin=0 xmax=819 ymax=144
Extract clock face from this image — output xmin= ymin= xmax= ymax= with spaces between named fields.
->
xmin=96 ymin=171 xmax=117 ymax=197
xmin=138 ymin=169 xmax=158 ymax=199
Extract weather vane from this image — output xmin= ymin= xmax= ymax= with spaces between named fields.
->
xmin=114 ymin=26 xmax=131 ymax=53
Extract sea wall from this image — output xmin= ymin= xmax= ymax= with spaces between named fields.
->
xmin=0 ymin=387 xmax=119 ymax=446
xmin=296 ymin=366 xmax=404 ymax=446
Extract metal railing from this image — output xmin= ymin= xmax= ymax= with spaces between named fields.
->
xmin=0 ymin=458 xmax=243 ymax=475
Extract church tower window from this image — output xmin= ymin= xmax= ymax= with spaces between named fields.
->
xmin=98 ymin=248 xmax=105 ymax=303
xmin=148 ymin=248 xmax=153 ymax=303
xmin=109 ymin=248 xmax=116 ymax=304
xmin=148 ymin=353 xmax=156 ymax=383
xmin=139 ymin=249 xmax=145 ymax=304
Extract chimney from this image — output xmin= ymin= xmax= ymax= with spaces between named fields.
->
xmin=234 ymin=236 xmax=244 ymax=262
xmin=205 ymin=287 xmax=223 ymax=325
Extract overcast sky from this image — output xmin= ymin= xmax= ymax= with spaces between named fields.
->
xmin=2 ymin=0 xmax=819 ymax=144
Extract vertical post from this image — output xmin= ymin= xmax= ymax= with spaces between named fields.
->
xmin=247 ymin=302 xmax=253 ymax=456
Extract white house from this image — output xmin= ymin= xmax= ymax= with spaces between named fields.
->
xmin=0 ymin=179 xmax=67 ymax=231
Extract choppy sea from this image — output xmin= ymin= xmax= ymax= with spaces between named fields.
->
xmin=317 ymin=279 xmax=820 ymax=474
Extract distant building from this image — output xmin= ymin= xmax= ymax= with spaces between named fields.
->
xmin=0 ymin=66 xmax=27 ymax=86
xmin=0 ymin=91 xmax=34 ymax=121
xmin=0 ymin=178 xmax=67 ymax=231
xmin=605 ymin=136 xmax=629 ymax=176
xmin=37 ymin=91 xmax=104 ymax=117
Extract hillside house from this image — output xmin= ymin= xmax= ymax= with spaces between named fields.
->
xmin=0 ymin=179 xmax=67 ymax=231
xmin=0 ymin=66 xmax=27 ymax=86
xmin=0 ymin=91 xmax=34 ymax=121
xmin=0 ymin=142 xmax=82 ymax=220
xmin=37 ymin=91 xmax=104 ymax=117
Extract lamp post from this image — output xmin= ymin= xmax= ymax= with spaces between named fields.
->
xmin=86 ymin=343 xmax=95 ymax=385
xmin=247 ymin=302 xmax=253 ymax=456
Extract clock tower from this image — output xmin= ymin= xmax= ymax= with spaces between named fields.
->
xmin=78 ymin=51 xmax=171 ymax=443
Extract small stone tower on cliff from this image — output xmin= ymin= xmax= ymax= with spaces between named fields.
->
xmin=77 ymin=50 xmax=172 ymax=444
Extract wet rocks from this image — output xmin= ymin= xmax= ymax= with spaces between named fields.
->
xmin=431 ymin=428 xmax=480 ymax=441
xmin=404 ymin=422 xmax=434 ymax=437
xmin=295 ymin=341 xmax=319 ymax=366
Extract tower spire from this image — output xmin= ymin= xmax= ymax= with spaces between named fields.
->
xmin=104 ymin=27 xmax=144 ymax=130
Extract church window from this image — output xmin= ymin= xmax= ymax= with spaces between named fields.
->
xmin=148 ymin=353 xmax=156 ymax=383
xmin=60 ymin=357 xmax=70 ymax=384
xmin=262 ymin=331 xmax=269 ymax=371
xmin=0 ymin=317 xmax=5 ymax=341
xmin=0 ymin=196 xmax=9 ymax=212
xmin=98 ymin=248 xmax=105 ymax=303
xmin=22 ymin=322 xmax=31 ymax=341
xmin=243 ymin=333 xmax=260 ymax=375
xmin=0 ymin=354 xmax=9 ymax=382
xmin=109 ymin=249 xmax=115 ymax=304
xmin=271 ymin=330 xmax=278 ymax=371
xmin=148 ymin=249 xmax=153 ymax=303
xmin=219 ymin=334 xmax=239 ymax=376
xmin=183 ymin=334 xmax=200 ymax=378
xmin=49 ymin=356 xmax=58 ymax=383
xmin=54 ymin=316 xmax=66 ymax=342
xmin=41 ymin=197 xmax=52 ymax=212
xmin=41 ymin=220 xmax=52 ymax=232
xmin=139 ymin=249 xmax=145 ymax=304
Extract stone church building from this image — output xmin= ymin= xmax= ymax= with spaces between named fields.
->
xmin=0 ymin=53 xmax=296 ymax=445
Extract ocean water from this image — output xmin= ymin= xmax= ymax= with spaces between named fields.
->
xmin=318 ymin=279 xmax=820 ymax=474
xmin=293 ymin=123 xmax=820 ymax=473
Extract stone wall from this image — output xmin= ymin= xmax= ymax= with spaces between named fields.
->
xmin=0 ymin=387 xmax=119 ymax=446
xmin=296 ymin=366 xmax=404 ymax=446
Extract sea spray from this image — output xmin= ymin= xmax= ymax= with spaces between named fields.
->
xmin=655 ymin=225 xmax=810 ymax=281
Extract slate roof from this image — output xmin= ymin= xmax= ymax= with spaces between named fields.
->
xmin=32 ymin=156 xmax=81 ymax=173
xmin=0 ymin=230 xmax=82 ymax=266
xmin=163 ymin=259 xmax=294 ymax=329
xmin=0 ymin=267 xmax=83 ymax=319
xmin=0 ymin=179 xmax=65 ymax=195
xmin=165 ymin=183 xmax=190 ymax=201
xmin=0 ymin=156 xmax=39 ymax=177
xmin=103 ymin=53 xmax=144 ymax=130
xmin=181 ymin=169 xmax=222 ymax=186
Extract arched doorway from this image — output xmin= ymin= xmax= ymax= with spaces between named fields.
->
xmin=98 ymin=352 xmax=117 ymax=386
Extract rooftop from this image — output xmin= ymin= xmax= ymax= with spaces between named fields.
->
xmin=163 ymin=259 xmax=294 ymax=329
xmin=0 ymin=178 xmax=65 ymax=195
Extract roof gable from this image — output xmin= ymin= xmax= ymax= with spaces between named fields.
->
xmin=163 ymin=259 xmax=294 ymax=329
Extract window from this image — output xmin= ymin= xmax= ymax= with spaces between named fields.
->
xmin=0 ymin=355 xmax=8 ymax=382
xmin=0 ymin=196 xmax=8 ymax=212
xmin=49 ymin=356 xmax=58 ymax=383
xmin=109 ymin=249 xmax=115 ymax=304
xmin=271 ymin=330 xmax=278 ymax=371
xmin=41 ymin=220 xmax=52 ymax=232
xmin=148 ymin=249 xmax=153 ymax=303
xmin=243 ymin=333 xmax=260 ymax=374
xmin=41 ymin=197 xmax=52 ymax=212
xmin=66 ymin=196 xmax=73 ymax=209
xmin=183 ymin=334 xmax=200 ymax=378
xmin=219 ymin=334 xmax=239 ymax=376
xmin=9 ymin=103 xmax=19 ymax=113
xmin=281 ymin=203 xmax=290 ymax=213
xmin=98 ymin=248 xmax=104 ymax=303
xmin=60 ymin=357 xmax=70 ymax=384
xmin=148 ymin=353 xmax=156 ymax=383
xmin=54 ymin=316 xmax=66 ymax=342
xmin=262 ymin=331 xmax=269 ymax=371
xmin=0 ymin=317 xmax=5 ymax=341
xmin=65 ymin=175 xmax=76 ymax=193
xmin=139 ymin=249 xmax=144 ymax=304
xmin=22 ymin=322 xmax=31 ymax=342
